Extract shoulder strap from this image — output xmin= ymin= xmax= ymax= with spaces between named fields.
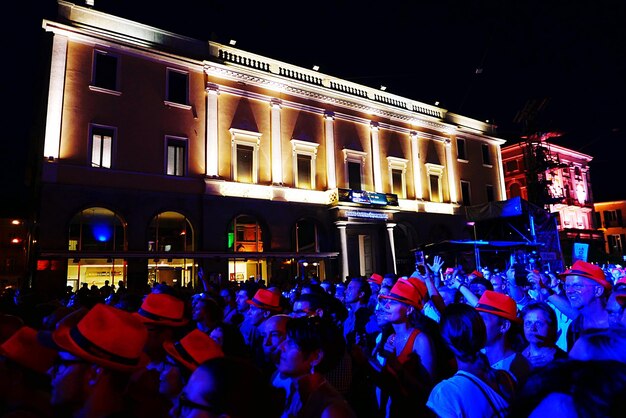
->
xmin=457 ymin=372 xmax=507 ymax=418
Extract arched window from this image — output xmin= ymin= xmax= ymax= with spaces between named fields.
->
xmin=148 ymin=211 xmax=193 ymax=252
xmin=228 ymin=215 xmax=263 ymax=252
xmin=68 ymin=207 xmax=126 ymax=252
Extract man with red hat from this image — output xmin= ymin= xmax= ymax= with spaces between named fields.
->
xmin=367 ymin=273 xmax=383 ymax=310
xmin=44 ymin=303 xmax=150 ymax=418
xmin=560 ymin=260 xmax=611 ymax=351
xmin=475 ymin=290 xmax=531 ymax=386
xmin=240 ymin=288 xmax=283 ymax=369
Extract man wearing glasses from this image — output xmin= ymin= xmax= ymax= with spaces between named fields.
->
xmin=559 ymin=260 xmax=611 ymax=351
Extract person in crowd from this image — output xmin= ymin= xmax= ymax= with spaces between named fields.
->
xmin=320 ymin=281 xmax=336 ymax=298
xmin=381 ymin=273 xmax=398 ymax=289
xmin=367 ymin=273 xmax=384 ymax=311
xmin=469 ymin=275 xmax=494 ymax=299
xmin=606 ymin=287 xmax=626 ymax=328
xmin=44 ymin=303 xmax=150 ymax=418
xmin=559 ymin=260 xmax=612 ymax=350
xmin=235 ymin=287 xmax=252 ymax=318
xmin=0 ymin=325 xmax=57 ymax=417
xmin=174 ymin=356 xmax=281 ymax=418
xmin=520 ymin=301 xmax=567 ymax=369
xmin=475 ymin=290 xmax=531 ymax=386
xmin=208 ymin=320 xmax=249 ymax=359
xmin=342 ymin=277 xmax=373 ymax=350
xmin=219 ymin=286 xmax=244 ymax=325
xmin=131 ymin=292 xmax=190 ymax=417
xmin=274 ymin=316 xmax=356 ymax=418
xmin=334 ymin=282 xmax=346 ymax=304
xmin=568 ymin=326 xmax=626 ymax=363
xmin=158 ymin=328 xmax=223 ymax=407
xmin=99 ymin=280 xmax=113 ymax=299
xmin=192 ymin=294 xmax=223 ymax=334
xmin=427 ymin=303 xmax=515 ymax=418
xmin=240 ymin=288 xmax=283 ymax=369
xmin=258 ymin=314 xmax=290 ymax=379
xmin=509 ymin=359 xmax=626 ymax=418
xmin=490 ymin=272 xmax=507 ymax=293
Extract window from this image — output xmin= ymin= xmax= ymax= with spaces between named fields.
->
xmin=91 ymin=126 xmax=114 ymax=168
xmin=456 ymin=138 xmax=467 ymax=160
xmin=343 ymin=149 xmax=367 ymax=191
xmin=229 ymin=215 xmax=264 ymax=252
xmin=295 ymin=219 xmax=319 ymax=252
xmin=460 ymin=180 xmax=471 ymax=206
xmin=604 ymin=210 xmax=623 ymax=228
xmin=92 ymin=51 xmax=118 ymax=91
xmin=166 ymin=68 xmax=189 ymax=105
xmin=505 ymin=160 xmax=519 ymax=173
xmin=387 ymin=157 xmax=408 ymax=198
xmin=608 ymin=234 xmax=625 ymax=255
xmin=166 ymin=137 xmax=187 ymax=176
xmin=291 ymin=140 xmax=319 ymax=189
xmin=486 ymin=184 xmax=495 ymax=202
xmin=425 ymin=163 xmax=444 ymax=203
xmin=482 ymin=144 xmax=492 ymax=166
xmin=230 ymin=129 xmax=261 ymax=183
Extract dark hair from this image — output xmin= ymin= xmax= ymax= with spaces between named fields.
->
xmin=285 ymin=316 xmax=345 ymax=373
xmin=349 ymin=277 xmax=372 ymax=301
xmin=440 ymin=303 xmax=486 ymax=364
xmin=197 ymin=356 xmax=281 ymax=418
xmin=469 ymin=276 xmax=494 ymax=292
xmin=510 ymin=360 xmax=626 ymax=418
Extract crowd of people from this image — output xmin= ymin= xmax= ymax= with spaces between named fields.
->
xmin=1 ymin=258 xmax=626 ymax=417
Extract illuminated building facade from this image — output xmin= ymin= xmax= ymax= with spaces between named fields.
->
xmin=34 ymin=1 xmax=506 ymax=293
xmin=593 ymin=200 xmax=626 ymax=264
xmin=501 ymin=136 xmax=604 ymax=265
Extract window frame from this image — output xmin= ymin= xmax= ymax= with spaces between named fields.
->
xmin=230 ymin=129 xmax=261 ymax=184
xmin=89 ymin=124 xmax=116 ymax=169
xmin=342 ymin=149 xmax=367 ymax=191
xmin=425 ymin=163 xmax=444 ymax=203
xmin=387 ymin=156 xmax=408 ymax=198
xmin=456 ymin=138 xmax=467 ymax=161
xmin=165 ymin=136 xmax=188 ymax=177
xmin=482 ymin=143 xmax=493 ymax=167
xmin=291 ymin=139 xmax=319 ymax=189
xmin=460 ymin=180 xmax=471 ymax=206
xmin=165 ymin=68 xmax=191 ymax=109
xmin=90 ymin=50 xmax=120 ymax=94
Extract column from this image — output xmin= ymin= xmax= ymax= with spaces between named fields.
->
xmin=371 ymin=122 xmax=383 ymax=193
xmin=445 ymin=139 xmax=458 ymax=203
xmin=386 ymin=223 xmax=397 ymax=274
xmin=495 ymin=144 xmax=507 ymax=200
xmin=336 ymin=221 xmax=349 ymax=281
xmin=324 ymin=112 xmax=337 ymax=190
xmin=270 ymin=99 xmax=283 ymax=185
xmin=44 ymin=35 xmax=68 ymax=159
xmin=410 ymin=131 xmax=423 ymax=199
xmin=205 ymin=84 xmax=219 ymax=177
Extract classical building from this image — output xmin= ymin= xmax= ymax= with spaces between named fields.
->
xmin=501 ymin=135 xmax=604 ymax=266
xmin=594 ymin=200 xmax=626 ymax=264
xmin=33 ymin=1 xmax=507 ymax=294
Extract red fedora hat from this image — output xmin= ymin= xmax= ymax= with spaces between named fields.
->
xmin=247 ymin=288 xmax=282 ymax=312
xmin=0 ymin=326 xmax=58 ymax=374
xmin=368 ymin=273 xmax=383 ymax=285
xmin=469 ymin=270 xmax=484 ymax=279
xmin=133 ymin=293 xmax=189 ymax=327
xmin=52 ymin=304 xmax=150 ymax=372
xmin=559 ymin=260 xmax=611 ymax=290
xmin=475 ymin=290 xmax=520 ymax=323
xmin=379 ymin=277 xmax=427 ymax=309
xmin=163 ymin=329 xmax=223 ymax=371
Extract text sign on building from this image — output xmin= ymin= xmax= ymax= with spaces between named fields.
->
xmin=345 ymin=210 xmax=389 ymax=220
xmin=337 ymin=188 xmax=398 ymax=207
xmin=572 ymin=243 xmax=589 ymax=263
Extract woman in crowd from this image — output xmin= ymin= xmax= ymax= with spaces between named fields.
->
xmin=520 ymin=301 xmax=567 ymax=369
xmin=274 ymin=316 xmax=356 ymax=417
xmin=427 ymin=303 xmax=515 ymax=418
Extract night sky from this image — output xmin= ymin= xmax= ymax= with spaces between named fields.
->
xmin=6 ymin=0 xmax=625 ymax=215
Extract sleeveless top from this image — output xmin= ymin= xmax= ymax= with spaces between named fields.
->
xmin=397 ymin=329 xmax=420 ymax=364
